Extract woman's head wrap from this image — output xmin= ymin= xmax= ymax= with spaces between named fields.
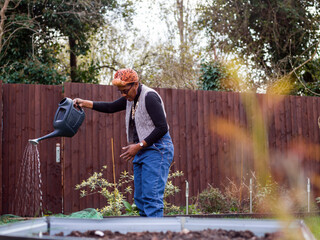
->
xmin=112 ymin=69 xmax=139 ymax=87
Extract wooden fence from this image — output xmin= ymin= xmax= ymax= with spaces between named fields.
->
xmin=1 ymin=82 xmax=320 ymax=215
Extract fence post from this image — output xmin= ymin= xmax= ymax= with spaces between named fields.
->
xmin=185 ymin=180 xmax=189 ymax=215
xmin=250 ymin=178 xmax=253 ymax=213
xmin=307 ymin=178 xmax=310 ymax=213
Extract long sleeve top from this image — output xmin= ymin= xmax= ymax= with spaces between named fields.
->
xmin=92 ymin=84 xmax=168 ymax=146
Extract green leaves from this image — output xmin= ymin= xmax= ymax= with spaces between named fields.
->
xmin=198 ymin=61 xmax=228 ymax=91
xmin=0 ymin=59 xmax=66 ymax=85
xmin=197 ymin=0 xmax=320 ymax=84
xmin=0 ymin=0 xmax=133 ymax=84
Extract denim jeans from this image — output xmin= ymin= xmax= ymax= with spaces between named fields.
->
xmin=133 ymin=132 xmax=174 ymax=217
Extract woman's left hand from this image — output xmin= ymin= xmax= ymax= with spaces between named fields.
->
xmin=120 ymin=144 xmax=141 ymax=161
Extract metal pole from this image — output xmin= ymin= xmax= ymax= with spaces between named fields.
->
xmin=250 ymin=178 xmax=253 ymax=213
xmin=185 ymin=180 xmax=189 ymax=215
xmin=56 ymin=143 xmax=60 ymax=163
xmin=307 ymin=178 xmax=310 ymax=213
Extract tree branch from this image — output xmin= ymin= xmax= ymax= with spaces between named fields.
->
xmin=289 ymin=41 xmax=319 ymax=76
xmin=289 ymin=41 xmax=320 ymax=96
xmin=0 ymin=0 xmax=10 ymax=53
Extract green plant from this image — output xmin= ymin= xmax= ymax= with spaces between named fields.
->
xmin=198 ymin=61 xmax=228 ymax=91
xmin=75 ymin=166 xmax=134 ymax=216
xmin=195 ymin=174 xmax=302 ymax=214
xmin=76 ymin=165 xmax=184 ymax=216
xmin=163 ymin=169 xmax=184 ymax=214
xmin=186 ymin=204 xmax=202 ymax=215
xmin=196 ymin=184 xmax=230 ymax=213
xmin=123 ymin=200 xmax=139 ymax=216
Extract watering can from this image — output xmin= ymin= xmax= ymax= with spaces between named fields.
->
xmin=29 ymin=97 xmax=85 ymax=145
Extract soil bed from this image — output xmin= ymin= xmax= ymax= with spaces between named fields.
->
xmin=54 ymin=228 xmax=283 ymax=239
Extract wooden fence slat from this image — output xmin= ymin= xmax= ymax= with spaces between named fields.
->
xmin=209 ymin=91 xmax=218 ymax=187
xmin=203 ymin=91 xmax=211 ymax=191
xmin=313 ymin=97 xmax=320 ymax=179
xmin=284 ymin=96 xmax=292 ymax=158
xmin=191 ymin=89 xmax=200 ymax=196
xmin=213 ymin=91 xmax=221 ymax=187
xmin=306 ymin=97 xmax=313 ymax=176
xmin=183 ymin=90 xmax=192 ymax=195
xmin=233 ymin=92 xmax=241 ymax=182
xmin=9 ymin=85 xmax=17 ymax=211
xmin=78 ymin=83 xmax=87 ymax=210
xmin=171 ymin=87 xmax=181 ymax=204
xmin=39 ymin=85 xmax=47 ymax=212
xmin=71 ymin=83 xmax=80 ymax=212
xmin=62 ymin=82 xmax=72 ymax=213
xmin=84 ymin=84 xmax=93 ymax=208
xmin=92 ymin=84 xmax=100 ymax=207
xmin=177 ymin=89 xmax=187 ymax=204
xmin=2 ymin=84 xmax=8 ymax=213
xmin=52 ymin=85 xmax=63 ymax=213
xmin=14 ymin=85 xmax=22 ymax=213
xmin=317 ymin=98 xmax=320 ymax=195
xmin=197 ymin=91 xmax=205 ymax=191
xmin=0 ymin=81 xmax=2 ymax=214
xmin=42 ymin=86 xmax=48 ymax=212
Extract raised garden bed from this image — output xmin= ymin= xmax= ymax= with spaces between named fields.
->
xmin=0 ymin=216 xmax=314 ymax=240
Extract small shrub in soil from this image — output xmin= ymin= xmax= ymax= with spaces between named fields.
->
xmin=196 ymin=184 xmax=236 ymax=213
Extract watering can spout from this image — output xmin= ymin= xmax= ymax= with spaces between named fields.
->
xmin=28 ymin=139 xmax=39 ymax=145
xmin=29 ymin=129 xmax=62 ymax=145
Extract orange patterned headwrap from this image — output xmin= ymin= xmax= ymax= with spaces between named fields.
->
xmin=112 ymin=69 xmax=139 ymax=87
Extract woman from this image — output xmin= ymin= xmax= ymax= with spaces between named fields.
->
xmin=73 ymin=68 xmax=174 ymax=217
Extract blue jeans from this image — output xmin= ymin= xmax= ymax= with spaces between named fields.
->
xmin=133 ymin=132 xmax=174 ymax=217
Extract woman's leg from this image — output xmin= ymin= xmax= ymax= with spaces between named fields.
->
xmin=133 ymin=161 xmax=146 ymax=216
xmin=139 ymin=133 xmax=174 ymax=217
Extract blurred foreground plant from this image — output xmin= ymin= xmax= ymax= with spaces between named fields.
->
xmin=208 ymin=67 xmax=319 ymax=238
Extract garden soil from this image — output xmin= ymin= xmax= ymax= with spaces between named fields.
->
xmin=53 ymin=228 xmax=284 ymax=239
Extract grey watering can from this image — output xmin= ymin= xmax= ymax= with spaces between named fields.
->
xmin=29 ymin=97 xmax=85 ymax=145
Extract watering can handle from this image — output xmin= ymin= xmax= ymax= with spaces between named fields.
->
xmin=75 ymin=103 xmax=84 ymax=112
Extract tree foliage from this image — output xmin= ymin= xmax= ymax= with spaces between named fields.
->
xmin=0 ymin=0 xmax=132 ymax=84
xmin=199 ymin=61 xmax=228 ymax=91
xmin=290 ymin=58 xmax=320 ymax=96
xmin=132 ymin=0 xmax=204 ymax=89
xmin=198 ymin=59 xmax=253 ymax=92
xmin=197 ymin=0 xmax=320 ymax=93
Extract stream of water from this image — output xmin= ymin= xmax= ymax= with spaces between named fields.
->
xmin=13 ymin=142 xmax=43 ymax=217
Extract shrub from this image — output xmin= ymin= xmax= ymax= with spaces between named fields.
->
xmin=196 ymin=184 xmax=230 ymax=213
xmin=76 ymin=165 xmax=184 ymax=216
xmin=75 ymin=166 xmax=134 ymax=216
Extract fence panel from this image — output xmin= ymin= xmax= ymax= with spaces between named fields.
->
xmin=2 ymin=82 xmax=320 ymax=215
xmin=61 ymin=84 xmax=320 ymax=212
xmin=63 ymin=83 xmax=130 ymax=213
xmin=2 ymin=84 xmax=63 ymax=214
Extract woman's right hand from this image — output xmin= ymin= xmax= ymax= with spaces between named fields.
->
xmin=73 ymin=98 xmax=93 ymax=109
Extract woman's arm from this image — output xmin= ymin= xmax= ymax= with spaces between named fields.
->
xmin=73 ymin=97 xmax=127 ymax=113
xmin=144 ymin=92 xmax=168 ymax=146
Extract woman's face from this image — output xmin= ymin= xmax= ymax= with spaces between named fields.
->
xmin=118 ymin=82 xmax=138 ymax=101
